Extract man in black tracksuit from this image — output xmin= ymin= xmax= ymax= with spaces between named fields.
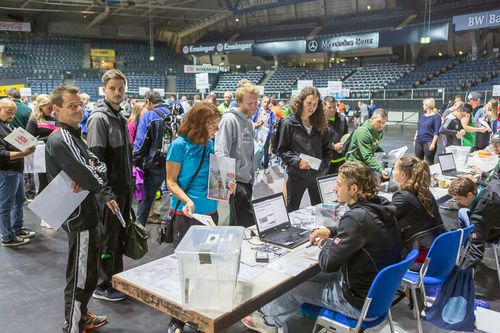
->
xmin=324 ymin=96 xmax=348 ymax=174
xmin=46 ymin=85 xmax=118 ymax=333
xmin=86 ymin=69 xmax=133 ymax=301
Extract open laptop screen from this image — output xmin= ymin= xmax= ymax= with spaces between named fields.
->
xmin=317 ymin=175 xmax=338 ymax=203
xmin=252 ymin=194 xmax=290 ymax=234
xmin=438 ymin=153 xmax=456 ymax=173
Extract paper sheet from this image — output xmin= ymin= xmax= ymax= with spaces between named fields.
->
xmin=238 ymin=263 xmax=264 ymax=281
xmin=299 ymin=153 xmax=322 ymax=170
xmin=28 ymin=171 xmax=89 ymax=230
xmin=293 ymin=246 xmax=321 ymax=261
xmin=192 ymin=213 xmax=216 ymax=227
xmin=208 ymin=154 xmax=236 ymax=202
xmin=266 ymin=256 xmax=312 ymax=276
xmin=24 ymin=142 xmax=46 ymax=173
xmin=4 ymin=127 xmax=38 ymax=151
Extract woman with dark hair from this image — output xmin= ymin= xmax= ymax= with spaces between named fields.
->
xmin=277 ymin=86 xmax=333 ymax=212
xmin=392 ymin=156 xmax=445 ymax=269
xmin=166 ymin=102 xmax=223 ymax=248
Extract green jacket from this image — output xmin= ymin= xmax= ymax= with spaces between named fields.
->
xmin=217 ymin=102 xmax=229 ymax=115
xmin=346 ymin=120 xmax=384 ymax=172
xmin=10 ymin=99 xmax=32 ymax=129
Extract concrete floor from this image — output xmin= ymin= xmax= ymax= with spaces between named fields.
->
xmin=1 ymin=124 xmax=499 ymax=333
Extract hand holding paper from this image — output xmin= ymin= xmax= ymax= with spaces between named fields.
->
xmin=182 ymin=200 xmax=195 ymax=217
xmin=299 ymin=153 xmax=321 ymax=170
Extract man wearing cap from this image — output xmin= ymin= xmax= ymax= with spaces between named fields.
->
xmin=460 ymin=93 xmax=489 ymax=149
xmin=133 ymin=90 xmax=171 ymax=226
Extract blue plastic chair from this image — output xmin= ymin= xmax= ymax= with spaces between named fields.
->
xmin=312 ymin=250 xmax=419 ymax=333
xmin=401 ymin=229 xmax=463 ymax=333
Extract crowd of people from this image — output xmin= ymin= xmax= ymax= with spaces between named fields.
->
xmin=1 ymin=68 xmax=499 ymax=333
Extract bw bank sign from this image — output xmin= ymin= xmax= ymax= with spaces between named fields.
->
xmin=306 ymin=32 xmax=379 ymax=53
xmin=453 ymin=9 xmax=500 ymax=32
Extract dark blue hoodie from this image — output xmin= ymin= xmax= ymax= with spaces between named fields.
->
xmin=133 ymin=105 xmax=171 ymax=170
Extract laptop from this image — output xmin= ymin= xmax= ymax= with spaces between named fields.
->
xmin=251 ymin=193 xmax=311 ymax=249
xmin=317 ymin=174 xmax=338 ymax=203
xmin=438 ymin=153 xmax=469 ymax=177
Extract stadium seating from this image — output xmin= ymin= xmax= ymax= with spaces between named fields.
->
xmin=343 ymin=63 xmax=413 ymax=91
xmin=300 ymin=66 xmax=355 ymax=88
xmin=175 ymin=73 xmax=219 ymax=93
xmin=387 ymin=58 xmax=463 ymax=90
xmin=213 ymin=70 xmax=264 ymax=92
xmin=264 ymin=67 xmax=308 ymax=93
xmin=27 ymin=76 xmax=65 ymax=96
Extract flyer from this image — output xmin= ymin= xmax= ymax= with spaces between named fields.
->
xmin=207 ymin=154 xmax=235 ymax=202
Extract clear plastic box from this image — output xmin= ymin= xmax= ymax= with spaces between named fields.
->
xmin=315 ymin=203 xmax=341 ymax=227
xmin=445 ymin=145 xmax=470 ymax=168
xmin=175 ymin=226 xmax=244 ymax=312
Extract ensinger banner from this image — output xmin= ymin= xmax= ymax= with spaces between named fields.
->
xmin=182 ymin=41 xmax=253 ymax=55
xmin=0 ymin=21 xmax=31 ymax=32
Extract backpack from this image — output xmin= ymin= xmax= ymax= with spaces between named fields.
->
xmin=270 ymin=117 xmax=284 ymax=154
xmin=151 ymin=108 xmax=174 ymax=154
xmin=340 ymin=126 xmax=369 ymax=156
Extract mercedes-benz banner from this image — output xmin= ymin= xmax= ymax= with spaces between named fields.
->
xmin=305 ymin=32 xmax=379 ymax=53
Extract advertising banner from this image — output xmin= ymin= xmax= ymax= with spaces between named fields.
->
xmin=306 ymin=32 xmax=379 ymax=53
xmin=90 ymin=49 xmax=116 ymax=57
xmin=0 ymin=21 xmax=31 ymax=32
xmin=297 ymin=80 xmax=313 ymax=91
xmin=252 ymin=40 xmax=306 ymax=56
xmin=0 ymin=84 xmax=24 ymax=96
xmin=184 ymin=65 xmax=220 ymax=73
xmin=182 ymin=41 xmax=253 ymax=55
xmin=453 ymin=9 xmax=500 ymax=32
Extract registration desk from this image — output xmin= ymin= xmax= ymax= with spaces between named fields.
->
xmin=113 ymin=154 xmax=498 ymax=332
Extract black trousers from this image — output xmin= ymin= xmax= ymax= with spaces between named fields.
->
xmin=172 ymin=212 xmax=219 ymax=249
xmin=64 ymin=226 xmax=100 ymax=333
xmin=37 ymin=172 xmax=49 ymax=194
xmin=229 ymin=181 xmax=254 ymax=228
xmin=414 ymin=141 xmax=437 ymax=165
xmin=286 ymin=176 xmax=321 ymax=213
xmin=97 ymin=189 xmax=131 ymax=291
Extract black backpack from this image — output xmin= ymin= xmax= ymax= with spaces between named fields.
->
xmin=151 ymin=108 xmax=174 ymax=154
xmin=270 ymin=117 xmax=284 ymax=154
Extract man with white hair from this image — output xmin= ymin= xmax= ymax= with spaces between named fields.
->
xmin=0 ymin=98 xmax=36 ymax=247
xmin=218 ymin=91 xmax=233 ymax=115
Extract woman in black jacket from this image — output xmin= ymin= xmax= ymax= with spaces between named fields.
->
xmin=277 ymin=87 xmax=333 ymax=212
xmin=392 ymin=156 xmax=445 ymax=269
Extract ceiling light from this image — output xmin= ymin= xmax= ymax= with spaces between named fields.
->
xmin=367 ymin=5 xmax=371 ymax=10
xmin=83 ymin=15 xmax=87 ymax=18
xmin=313 ymin=58 xmax=316 ymax=62
xmin=438 ymin=52 xmax=443 ymax=57
xmin=235 ymin=18 xmax=239 ymax=22
xmin=458 ymin=50 xmax=463 ymax=55
xmin=149 ymin=55 xmax=155 ymax=61
xmin=354 ymin=57 xmax=358 ymax=60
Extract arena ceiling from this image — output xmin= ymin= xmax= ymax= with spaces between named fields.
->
xmin=1 ymin=0 xmax=401 ymax=39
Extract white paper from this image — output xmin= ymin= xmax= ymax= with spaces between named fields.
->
xmin=238 ymin=263 xmax=264 ymax=281
xmin=208 ymin=154 xmax=235 ymax=202
xmin=293 ymin=246 xmax=321 ymax=261
xmin=266 ymin=256 xmax=312 ymax=277
xmin=24 ymin=142 xmax=46 ymax=173
xmin=299 ymin=153 xmax=322 ymax=170
xmin=297 ymin=80 xmax=313 ymax=91
xmin=4 ymin=127 xmax=38 ymax=151
xmin=192 ymin=213 xmax=216 ymax=227
xmin=382 ymin=146 xmax=408 ymax=161
xmin=28 ymin=171 xmax=89 ymax=230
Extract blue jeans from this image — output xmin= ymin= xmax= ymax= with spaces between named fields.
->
xmin=137 ymin=168 xmax=166 ymax=226
xmin=260 ymin=272 xmax=360 ymax=329
xmin=458 ymin=208 xmax=470 ymax=228
xmin=0 ymin=170 xmax=25 ymax=242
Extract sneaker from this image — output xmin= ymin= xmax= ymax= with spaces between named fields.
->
xmin=92 ymin=287 xmax=126 ymax=301
xmin=17 ymin=229 xmax=36 ymax=239
xmin=62 ymin=321 xmax=86 ymax=333
xmin=167 ymin=320 xmax=184 ymax=333
xmin=83 ymin=312 xmax=108 ymax=330
xmin=40 ymin=220 xmax=53 ymax=229
xmin=2 ymin=236 xmax=30 ymax=247
xmin=241 ymin=312 xmax=279 ymax=333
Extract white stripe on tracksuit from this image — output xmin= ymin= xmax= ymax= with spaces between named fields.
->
xmin=68 ymin=230 xmax=89 ymax=333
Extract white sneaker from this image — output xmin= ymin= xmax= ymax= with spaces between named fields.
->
xmin=40 ymin=220 xmax=53 ymax=229
xmin=242 ymin=312 xmax=282 ymax=333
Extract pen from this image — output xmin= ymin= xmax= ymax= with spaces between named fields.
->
xmin=306 ymin=237 xmax=321 ymax=248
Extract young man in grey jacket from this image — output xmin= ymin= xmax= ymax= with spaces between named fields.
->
xmin=215 ymin=83 xmax=259 ymax=227
xmin=86 ymin=69 xmax=133 ymax=302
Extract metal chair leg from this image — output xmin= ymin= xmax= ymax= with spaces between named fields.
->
xmin=388 ymin=309 xmax=395 ymax=333
xmin=492 ymin=243 xmax=500 ymax=286
xmin=411 ymin=287 xmax=424 ymax=333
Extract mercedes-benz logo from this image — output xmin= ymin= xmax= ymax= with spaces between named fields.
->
xmin=308 ymin=40 xmax=318 ymax=52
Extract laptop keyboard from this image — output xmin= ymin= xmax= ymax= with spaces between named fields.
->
xmin=265 ymin=226 xmax=309 ymax=243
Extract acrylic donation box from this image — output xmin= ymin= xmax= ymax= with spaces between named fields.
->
xmin=175 ymin=226 xmax=244 ymax=312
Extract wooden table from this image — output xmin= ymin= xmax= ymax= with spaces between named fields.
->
xmin=113 ymin=217 xmax=321 ymax=333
